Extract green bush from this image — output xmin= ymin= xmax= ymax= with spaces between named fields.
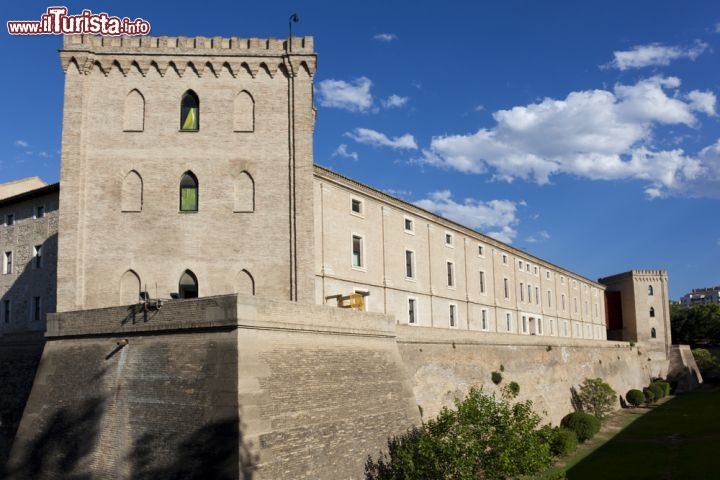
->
xmin=491 ymin=371 xmax=503 ymax=384
xmin=626 ymin=389 xmax=645 ymax=407
xmin=507 ymin=381 xmax=520 ymax=397
xmin=560 ymin=412 xmax=600 ymax=443
xmin=550 ymin=427 xmax=578 ymax=456
xmin=577 ymin=378 xmax=617 ymax=420
xmin=652 ymin=380 xmax=671 ymax=397
xmin=648 ymin=382 xmax=664 ymax=401
xmin=692 ymin=348 xmax=720 ymax=378
xmin=643 ymin=387 xmax=656 ymax=404
xmin=365 ymin=387 xmax=553 ymax=480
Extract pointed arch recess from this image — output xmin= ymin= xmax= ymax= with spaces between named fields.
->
xmin=120 ymin=270 xmax=141 ymax=305
xmin=233 ymin=90 xmax=255 ymax=132
xmin=121 ymin=170 xmax=143 ymax=212
xmin=123 ymin=89 xmax=145 ymax=132
xmin=234 ymin=171 xmax=255 ymax=213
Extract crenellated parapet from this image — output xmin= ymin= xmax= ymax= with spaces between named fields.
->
xmin=59 ymin=34 xmax=316 ymax=78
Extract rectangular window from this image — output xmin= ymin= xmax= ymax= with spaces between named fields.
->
xmin=518 ymin=260 xmax=523 ymax=270
xmin=478 ymin=244 xmax=484 ymax=256
xmin=445 ymin=232 xmax=454 ymax=246
xmin=506 ymin=313 xmax=512 ymax=332
xmin=404 ymin=217 xmax=414 ymax=233
xmin=526 ymin=263 xmax=530 ymax=272
xmin=560 ymin=276 xmax=565 ymax=285
xmin=538 ymin=318 xmax=543 ymax=335
xmin=405 ymin=250 xmax=415 ymax=278
xmin=503 ymin=278 xmax=509 ymax=299
xmin=534 ymin=266 xmax=538 ymax=275
xmin=585 ymin=301 xmax=589 ymax=315
xmin=35 ymin=206 xmax=45 ymax=218
xmin=449 ymin=304 xmax=457 ymax=327
xmin=32 ymin=296 xmax=41 ymax=322
xmin=502 ymin=254 xmax=508 ymax=264
xmin=528 ymin=284 xmax=532 ymax=303
xmin=352 ymin=235 xmax=363 ymax=268
xmin=535 ymin=287 xmax=540 ymax=304
xmin=3 ymin=300 xmax=10 ymax=323
xmin=522 ymin=316 xmax=528 ymax=333
xmin=447 ymin=261 xmax=455 ymax=287
xmin=481 ymin=309 xmax=488 ymax=330
xmin=479 ymin=271 xmax=486 ymax=294
xmin=550 ymin=319 xmax=555 ymax=335
xmin=34 ymin=245 xmax=42 ymax=269
xmin=3 ymin=251 xmax=12 ymax=274
xmin=520 ymin=282 xmax=525 ymax=301
xmin=6 ymin=214 xmax=14 ymax=226
xmin=562 ymin=294 xmax=566 ymax=310
xmin=574 ymin=297 xmax=578 ymax=313
xmin=547 ymin=290 xmax=552 ymax=307
xmin=408 ymin=298 xmax=417 ymax=324
xmin=563 ymin=320 xmax=568 ymax=337
xmin=546 ymin=271 xmax=550 ymax=279
xmin=351 ymin=198 xmax=363 ymax=215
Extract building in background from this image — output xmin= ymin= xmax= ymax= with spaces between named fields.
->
xmin=679 ymin=287 xmax=720 ymax=307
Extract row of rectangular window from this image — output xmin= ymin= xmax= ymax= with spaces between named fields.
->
xmin=3 ymin=247 xmax=43 ymax=274
xmin=3 ymin=207 xmax=45 ymax=226
xmin=1 ymin=296 xmax=43 ymax=323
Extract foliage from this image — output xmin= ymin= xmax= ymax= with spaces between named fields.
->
xmin=643 ymin=387 xmax=655 ymax=405
xmin=491 ymin=371 xmax=503 ymax=385
xmin=648 ymin=383 xmax=664 ymax=401
xmin=506 ymin=381 xmax=520 ymax=397
xmin=560 ymin=412 xmax=600 ymax=443
xmin=626 ymin=389 xmax=645 ymax=407
xmin=577 ymin=378 xmax=617 ymax=420
xmin=692 ymin=348 xmax=720 ymax=379
xmin=651 ymin=380 xmax=671 ymax=397
xmin=671 ymin=303 xmax=720 ymax=345
xmin=365 ymin=387 xmax=553 ymax=480
xmin=550 ymin=427 xmax=578 ymax=457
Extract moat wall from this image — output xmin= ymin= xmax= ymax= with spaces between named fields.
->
xmin=5 ymin=295 xmax=670 ymax=479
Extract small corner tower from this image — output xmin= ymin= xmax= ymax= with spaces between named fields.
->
xmin=56 ymin=34 xmax=317 ymax=311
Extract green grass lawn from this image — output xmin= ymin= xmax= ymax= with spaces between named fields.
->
xmin=558 ymin=388 xmax=720 ymax=479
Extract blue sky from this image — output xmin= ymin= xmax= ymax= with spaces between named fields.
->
xmin=2 ymin=1 xmax=719 ymax=300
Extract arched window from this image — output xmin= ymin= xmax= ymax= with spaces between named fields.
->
xmin=180 ymin=90 xmax=199 ymax=131
xmin=121 ymin=170 xmax=143 ymax=212
xmin=123 ymin=89 xmax=145 ymax=131
xmin=233 ymin=90 xmax=255 ymax=132
xmin=180 ymin=172 xmax=198 ymax=211
xmin=649 ymin=307 xmax=655 ymax=317
xmin=648 ymin=285 xmax=654 ymax=296
xmin=120 ymin=270 xmax=141 ymax=305
xmin=234 ymin=171 xmax=254 ymax=212
xmin=651 ymin=327 xmax=657 ymax=338
xmin=237 ymin=269 xmax=255 ymax=296
xmin=179 ymin=270 xmax=198 ymax=299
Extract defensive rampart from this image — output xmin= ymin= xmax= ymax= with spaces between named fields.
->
xmin=5 ymin=295 xmax=676 ymax=479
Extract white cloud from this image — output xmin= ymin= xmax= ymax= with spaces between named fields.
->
xmin=38 ymin=151 xmax=50 ymax=158
xmin=419 ymin=76 xmax=717 ymax=197
xmin=526 ymin=230 xmax=550 ymax=243
xmin=346 ymin=128 xmax=418 ymax=150
xmin=384 ymin=188 xmax=412 ymax=198
xmin=14 ymin=140 xmax=28 ymax=148
xmin=382 ymin=94 xmax=409 ymax=109
xmin=331 ymin=144 xmax=358 ymax=161
xmin=414 ymin=190 xmax=518 ymax=243
xmin=316 ymin=77 xmax=373 ymax=112
xmin=373 ymin=33 xmax=397 ymax=42
xmin=474 ymin=105 xmax=486 ymax=112
xmin=605 ymin=41 xmax=708 ymax=70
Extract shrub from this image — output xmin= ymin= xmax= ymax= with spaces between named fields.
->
xmin=652 ymin=379 xmax=671 ymax=397
xmin=550 ymin=427 xmax=578 ymax=456
xmin=491 ymin=371 xmax=503 ymax=384
xmin=626 ymin=389 xmax=645 ymax=407
xmin=506 ymin=381 xmax=520 ymax=397
xmin=643 ymin=387 xmax=655 ymax=404
xmin=365 ymin=387 xmax=553 ymax=480
xmin=648 ymin=382 xmax=664 ymax=401
xmin=560 ymin=412 xmax=600 ymax=443
xmin=577 ymin=377 xmax=617 ymax=420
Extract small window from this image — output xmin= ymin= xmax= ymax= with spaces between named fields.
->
xmin=503 ymin=278 xmax=509 ymax=299
xmin=528 ymin=284 xmax=532 ymax=303
xmin=522 ymin=316 xmax=528 ymax=334
xmin=481 ymin=309 xmax=488 ymax=330
xmin=404 ymin=217 xmax=414 ymax=233
xmin=518 ymin=260 xmax=523 ymax=270
xmin=447 ymin=261 xmax=455 ymax=287
xmin=546 ymin=271 xmax=550 ymax=279
xmin=408 ymin=298 xmax=417 ymax=324
xmin=35 ymin=206 xmax=45 ymax=218
xmin=178 ymin=270 xmax=198 ymax=299
xmin=180 ymin=90 xmax=199 ymax=131
xmin=560 ymin=276 xmax=565 ymax=285
xmin=538 ymin=318 xmax=543 ymax=335
xmin=351 ymin=198 xmax=363 ymax=215
xmin=478 ymin=244 xmax=484 ymax=256
xmin=574 ymin=297 xmax=578 ymax=313
xmin=561 ymin=294 xmax=566 ymax=310
xmin=648 ymin=285 xmax=654 ymax=296
xmin=445 ymin=233 xmax=454 ymax=246
xmin=536 ymin=287 xmax=540 ymax=305
xmin=506 ymin=313 xmax=512 ymax=332
xmin=651 ymin=327 xmax=657 ymax=338
xmin=520 ymin=282 xmax=525 ymax=302
xmin=449 ymin=304 xmax=457 ymax=327
xmin=405 ymin=250 xmax=415 ymax=278
xmin=549 ymin=319 xmax=554 ymax=336
xmin=502 ymin=254 xmax=508 ymax=265
xmin=526 ymin=263 xmax=530 ymax=272
xmin=352 ymin=235 xmax=364 ymax=268
xmin=534 ymin=266 xmax=538 ymax=274
xmin=2 ymin=300 xmax=10 ymax=323
xmin=31 ymin=296 xmax=41 ymax=322
xmin=649 ymin=307 xmax=655 ymax=318
xmin=479 ymin=271 xmax=486 ymax=294
xmin=6 ymin=214 xmax=14 ymax=226
xmin=179 ymin=172 xmax=199 ymax=212
xmin=3 ymin=251 xmax=12 ymax=274
xmin=33 ymin=245 xmax=42 ymax=269
xmin=547 ymin=290 xmax=552 ymax=307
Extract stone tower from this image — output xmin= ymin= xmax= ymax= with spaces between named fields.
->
xmin=56 ymin=34 xmax=316 ymax=311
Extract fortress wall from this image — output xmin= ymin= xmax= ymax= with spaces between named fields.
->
xmin=396 ymin=325 xmax=666 ymax=426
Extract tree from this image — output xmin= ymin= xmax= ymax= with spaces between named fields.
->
xmin=577 ymin=378 xmax=617 ymax=420
xmin=365 ymin=387 xmax=553 ymax=480
xmin=671 ymin=303 xmax=720 ymax=345
xmin=692 ymin=348 xmax=720 ymax=379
